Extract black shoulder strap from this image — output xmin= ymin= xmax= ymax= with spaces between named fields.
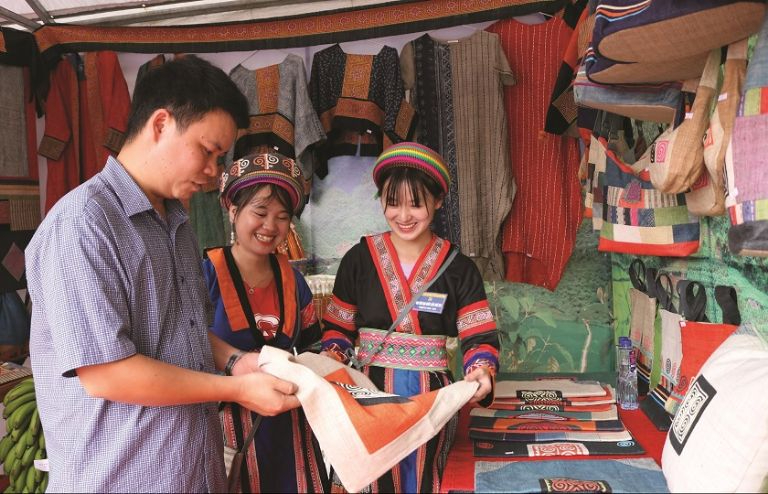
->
xmin=715 ymin=285 xmax=741 ymax=325
xmin=629 ymin=259 xmax=647 ymax=293
xmin=655 ymin=273 xmax=676 ymax=313
xmin=677 ymin=280 xmax=709 ymax=322
xmin=349 ymin=245 xmax=460 ymax=370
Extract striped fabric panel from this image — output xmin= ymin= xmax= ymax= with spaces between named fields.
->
xmin=594 ymin=0 xmax=651 ymax=22
xmin=0 ymin=200 xmax=9 ymax=224
xmin=8 ymin=196 xmax=41 ymax=231
xmin=604 ymin=185 xmax=685 ymax=211
xmin=729 ymin=198 xmax=768 ymax=223
xmin=742 ymin=86 xmax=768 ymax=116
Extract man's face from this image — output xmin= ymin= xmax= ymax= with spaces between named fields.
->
xmin=154 ymin=109 xmax=237 ymax=202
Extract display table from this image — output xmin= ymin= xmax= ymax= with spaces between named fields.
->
xmin=440 ymin=402 xmax=667 ymax=493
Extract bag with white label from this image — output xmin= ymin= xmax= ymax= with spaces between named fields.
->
xmin=694 ymin=40 xmax=749 ymax=217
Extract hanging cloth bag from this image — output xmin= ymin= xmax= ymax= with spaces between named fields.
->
xmin=645 ymin=49 xmax=721 ymax=195
xmin=640 ymin=273 xmax=680 ymax=431
xmin=575 ymin=53 xmax=684 ymax=121
xmin=595 ymin=112 xmax=701 ymax=257
xmin=591 ymin=0 xmax=766 ymax=65
xmin=726 ymin=13 xmax=768 ymax=256
xmin=584 ymin=111 xmax=613 ymax=230
xmin=665 ymin=285 xmax=741 ymax=415
xmin=627 ymin=259 xmax=658 ymax=396
xmin=696 ymin=39 xmax=749 ymax=216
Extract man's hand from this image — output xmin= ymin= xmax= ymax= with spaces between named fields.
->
xmin=464 ymin=367 xmax=492 ymax=404
xmin=233 ymin=372 xmax=300 ymax=415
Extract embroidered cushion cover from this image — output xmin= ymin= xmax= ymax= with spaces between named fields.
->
xmin=661 ymin=325 xmax=768 ymax=492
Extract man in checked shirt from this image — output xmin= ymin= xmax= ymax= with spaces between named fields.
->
xmin=26 ymin=55 xmax=299 ymax=492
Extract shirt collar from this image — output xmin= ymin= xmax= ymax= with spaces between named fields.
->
xmin=100 ymin=156 xmax=189 ymax=226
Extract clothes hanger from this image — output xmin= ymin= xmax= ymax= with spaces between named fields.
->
xmin=428 ymin=26 xmax=479 ymax=44
xmin=234 ymin=50 xmax=260 ymax=69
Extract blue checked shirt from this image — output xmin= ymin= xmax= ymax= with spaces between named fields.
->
xmin=27 ymin=157 xmax=225 ymax=493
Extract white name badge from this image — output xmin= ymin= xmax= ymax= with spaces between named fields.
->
xmin=414 ymin=292 xmax=447 ymax=314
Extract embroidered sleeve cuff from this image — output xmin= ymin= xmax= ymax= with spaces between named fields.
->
xmin=463 ymin=356 xmax=499 ymax=377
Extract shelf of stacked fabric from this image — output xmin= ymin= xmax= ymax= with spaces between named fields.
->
xmin=470 ymin=379 xmax=646 ymax=458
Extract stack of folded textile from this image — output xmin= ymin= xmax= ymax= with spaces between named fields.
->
xmin=471 ymin=379 xmax=646 ymax=458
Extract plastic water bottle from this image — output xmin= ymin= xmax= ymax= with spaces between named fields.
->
xmin=617 ymin=336 xmax=639 ymax=410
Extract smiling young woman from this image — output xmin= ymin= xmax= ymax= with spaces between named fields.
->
xmin=202 ymin=151 xmax=329 ymax=493
xmin=319 ymin=142 xmax=501 ymax=493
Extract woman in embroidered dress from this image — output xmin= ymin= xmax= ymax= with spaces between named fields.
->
xmin=320 ymin=142 xmax=500 ymax=493
xmin=203 ymin=151 xmax=329 ymax=493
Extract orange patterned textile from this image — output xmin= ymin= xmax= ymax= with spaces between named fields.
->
xmin=258 ymin=347 xmax=478 ymax=493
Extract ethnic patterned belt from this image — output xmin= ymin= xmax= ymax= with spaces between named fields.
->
xmin=357 ymin=327 xmax=448 ymax=371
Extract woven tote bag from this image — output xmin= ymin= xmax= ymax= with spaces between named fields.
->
xmin=665 ymin=285 xmax=741 ymax=415
xmin=640 ymin=275 xmax=681 ymax=432
xmin=575 ymin=55 xmax=684 ymax=122
xmin=693 ymin=40 xmax=749 ymax=217
xmin=726 ymin=13 xmax=768 ymax=256
xmin=645 ymin=49 xmax=721 ymax=195
xmin=592 ymin=0 xmax=766 ymax=64
xmin=596 ymin=119 xmax=700 ymax=256
xmin=586 ymin=47 xmax=707 ymax=85
xmin=627 ymin=259 xmax=658 ymax=396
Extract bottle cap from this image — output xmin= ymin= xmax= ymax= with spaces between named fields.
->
xmin=618 ymin=336 xmax=632 ymax=348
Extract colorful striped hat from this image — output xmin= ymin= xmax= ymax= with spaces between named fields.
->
xmin=219 ymin=152 xmax=306 ymax=216
xmin=372 ymin=142 xmax=450 ymax=195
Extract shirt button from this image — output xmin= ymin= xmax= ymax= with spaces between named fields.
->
xmin=198 ymin=362 xmax=204 ymax=370
xmin=180 ymin=276 xmax=185 ymax=284
xmin=190 ymin=319 xmax=196 ymax=327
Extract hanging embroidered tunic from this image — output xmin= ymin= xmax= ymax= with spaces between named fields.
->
xmin=487 ymin=18 xmax=582 ymax=290
xmin=401 ymin=31 xmax=516 ymax=281
xmin=202 ymin=247 xmax=329 ymax=493
xmin=38 ymin=52 xmax=130 ymax=212
xmin=229 ymin=54 xmax=325 ymax=180
xmin=320 ymin=232 xmax=499 ymax=493
xmin=399 ymin=34 xmax=461 ymax=246
xmin=308 ymin=44 xmax=417 ymax=178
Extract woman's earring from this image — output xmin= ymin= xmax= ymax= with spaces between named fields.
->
xmin=230 ymin=223 xmax=236 ymax=245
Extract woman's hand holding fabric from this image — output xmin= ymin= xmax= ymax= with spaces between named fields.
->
xmin=464 ymin=366 xmax=492 ymax=404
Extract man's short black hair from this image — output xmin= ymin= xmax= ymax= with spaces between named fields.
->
xmin=124 ymin=55 xmax=249 ymax=142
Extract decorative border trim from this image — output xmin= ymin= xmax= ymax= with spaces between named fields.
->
xmin=33 ymin=0 xmax=564 ymax=63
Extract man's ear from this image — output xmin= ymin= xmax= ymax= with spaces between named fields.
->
xmin=149 ymin=109 xmax=172 ymax=141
